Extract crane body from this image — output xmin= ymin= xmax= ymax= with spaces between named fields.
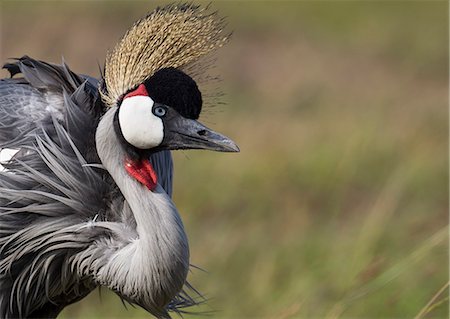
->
xmin=0 ymin=4 xmax=237 ymax=318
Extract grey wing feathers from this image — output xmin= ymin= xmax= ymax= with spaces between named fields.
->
xmin=0 ymin=119 xmax=107 ymax=317
xmin=0 ymin=57 xmax=97 ymax=150
xmin=0 ymin=79 xmax=63 ymax=148
xmin=0 ymin=57 xmax=112 ymax=317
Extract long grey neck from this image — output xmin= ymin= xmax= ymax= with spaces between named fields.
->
xmin=95 ymin=107 xmax=189 ymax=315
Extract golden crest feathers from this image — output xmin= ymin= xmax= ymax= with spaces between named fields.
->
xmin=100 ymin=3 xmax=229 ymax=107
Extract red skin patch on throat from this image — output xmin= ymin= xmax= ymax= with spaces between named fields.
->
xmin=124 ymin=84 xmax=149 ymax=99
xmin=124 ymin=157 xmax=158 ymax=191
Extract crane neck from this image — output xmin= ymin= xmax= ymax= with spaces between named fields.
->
xmin=95 ymin=106 xmax=189 ymax=315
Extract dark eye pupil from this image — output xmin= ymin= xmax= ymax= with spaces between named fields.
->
xmin=155 ymin=107 xmax=166 ymax=116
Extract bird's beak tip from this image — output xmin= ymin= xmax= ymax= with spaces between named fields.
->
xmin=226 ymin=141 xmax=240 ymax=153
xmin=208 ymin=133 xmax=239 ymax=153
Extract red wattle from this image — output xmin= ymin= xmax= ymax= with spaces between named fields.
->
xmin=124 ymin=84 xmax=149 ymax=99
xmin=124 ymin=157 xmax=158 ymax=191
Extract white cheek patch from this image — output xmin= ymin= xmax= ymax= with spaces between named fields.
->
xmin=118 ymin=96 xmax=164 ymax=149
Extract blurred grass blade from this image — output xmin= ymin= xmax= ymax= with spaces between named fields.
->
xmin=328 ymin=226 xmax=448 ymax=318
xmin=414 ymin=280 xmax=450 ymax=319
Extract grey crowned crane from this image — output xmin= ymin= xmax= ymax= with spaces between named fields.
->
xmin=0 ymin=4 xmax=238 ymax=319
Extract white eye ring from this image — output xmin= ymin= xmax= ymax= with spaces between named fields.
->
xmin=153 ymin=106 xmax=167 ymax=117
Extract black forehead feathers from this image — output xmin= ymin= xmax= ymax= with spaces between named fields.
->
xmin=144 ymin=67 xmax=202 ymax=120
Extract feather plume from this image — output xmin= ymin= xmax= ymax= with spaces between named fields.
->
xmin=100 ymin=3 xmax=229 ymax=107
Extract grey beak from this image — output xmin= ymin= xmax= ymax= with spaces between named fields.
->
xmin=164 ymin=117 xmax=239 ymax=152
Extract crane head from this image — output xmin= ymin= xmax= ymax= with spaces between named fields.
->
xmin=96 ymin=3 xmax=238 ymax=192
xmin=114 ymin=67 xmax=239 ymax=155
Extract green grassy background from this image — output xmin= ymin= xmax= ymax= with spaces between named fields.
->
xmin=1 ymin=1 xmax=448 ymax=318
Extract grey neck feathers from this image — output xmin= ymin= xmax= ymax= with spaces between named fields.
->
xmin=95 ymin=107 xmax=189 ymax=315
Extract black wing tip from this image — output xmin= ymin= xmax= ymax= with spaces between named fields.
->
xmin=2 ymin=56 xmax=34 ymax=78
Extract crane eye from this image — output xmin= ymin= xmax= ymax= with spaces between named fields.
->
xmin=153 ymin=105 xmax=167 ymax=117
